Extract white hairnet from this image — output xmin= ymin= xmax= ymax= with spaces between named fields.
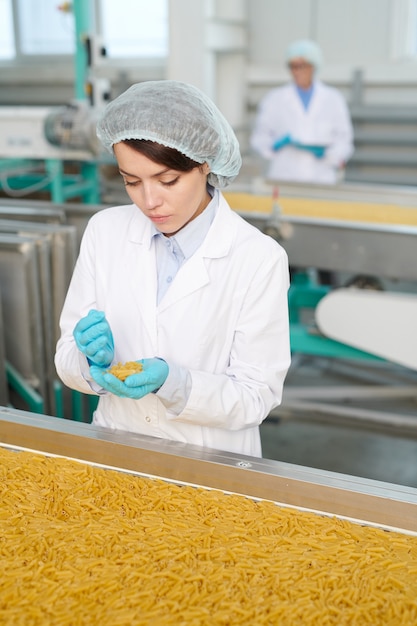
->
xmin=96 ymin=80 xmax=242 ymax=188
xmin=285 ymin=39 xmax=322 ymax=70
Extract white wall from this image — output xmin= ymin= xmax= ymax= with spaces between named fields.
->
xmin=167 ymin=0 xmax=248 ymax=135
xmin=246 ymin=0 xmax=417 ymax=106
xmin=2 ymin=0 xmax=417 ymax=130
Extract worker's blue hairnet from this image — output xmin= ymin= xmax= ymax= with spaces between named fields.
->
xmin=285 ymin=39 xmax=322 ymax=70
xmin=96 ymin=80 xmax=242 ymax=188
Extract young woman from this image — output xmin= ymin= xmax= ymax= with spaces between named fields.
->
xmin=55 ymin=80 xmax=291 ymax=457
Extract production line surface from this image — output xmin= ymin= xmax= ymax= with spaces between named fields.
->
xmin=224 ymin=181 xmax=417 ymax=226
xmin=1 ymin=409 xmax=417 ymax=624
xmin=225 ymin=183 xmax=417 ymax=282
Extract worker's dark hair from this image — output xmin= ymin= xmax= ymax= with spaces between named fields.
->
xmin=123 ymin=139 xmax=203 ymax=173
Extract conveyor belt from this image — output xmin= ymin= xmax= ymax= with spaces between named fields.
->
xmin=1 ymin=407 xmax=417 ymax=533
xmin=224 ymin=191 xmax=417 ymax=226
xmin=224 ymin=186 xmax=417 ymax=281
xmin=3 ymin=435 xmax=417 ymax=625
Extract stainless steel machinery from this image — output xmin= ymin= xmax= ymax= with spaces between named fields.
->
xmin=1 ymin=406 xmax=416 ymax=534
xmin=224 ymin=180 xmax=417 ymax=427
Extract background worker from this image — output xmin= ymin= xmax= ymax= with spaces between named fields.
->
xmin=55 ymin=80 xmax=291 ymax=458
xmin=250 ymin=39 xmax=354 ymax=184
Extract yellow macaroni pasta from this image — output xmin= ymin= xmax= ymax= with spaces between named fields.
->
xmin=0 ymin=446 xmax=416 ymax=625
xmin=107 ymin=361 xmax=143 ymax=381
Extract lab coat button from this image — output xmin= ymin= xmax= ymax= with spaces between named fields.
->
xmin=145 ymin=415 xmax=151 ymax=423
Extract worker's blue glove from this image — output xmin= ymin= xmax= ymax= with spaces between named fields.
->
xmin=293 ymin=142 xmax=326 ymax=158
xmin=89 ymin=358 xmax=169 ymax=399
xmin=305 ymin=145 xmax=326 ymax=158
xmin=73 ymin=309 xmax=114 ymax=368
xmin=272 ymin=134 xmax=292 ymax=151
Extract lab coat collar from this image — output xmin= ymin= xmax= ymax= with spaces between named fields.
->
xmin=122 ymin=193 xmax=236 ymax=315
xmin=194 ymin=191 xmax=236 ymax=259
xmin=157 ymin=193 xmax=237 ymax=312
xmin=126 ymin=205 xmax=154 ymax=248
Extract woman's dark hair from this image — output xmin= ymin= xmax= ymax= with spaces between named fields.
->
xmin=123 ymin=139 xmax=203 ymax=173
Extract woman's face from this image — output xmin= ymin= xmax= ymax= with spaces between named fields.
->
xmin=288 ymin=57 xmax=314 ymax=89
xmin=113 ymin=142 xmax=211 ymax=236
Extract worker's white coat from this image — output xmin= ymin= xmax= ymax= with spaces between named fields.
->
xmin=250 ymin=80 xmax=354 ymax=184
xmin=55 ymin=194 xmax=291 ymax=457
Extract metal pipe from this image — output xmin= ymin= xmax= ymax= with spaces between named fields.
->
xmin=6 ymin=361 xmax=44 ymax=414
xmin=278 ymin=399 xmax=417 ymax=430
xmin=284 ymin=385 xmax=417 ymax=401
xmin=72 ymin=0 xmax=94 ymax=101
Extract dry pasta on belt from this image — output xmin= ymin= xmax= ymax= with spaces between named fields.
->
xmin=1 ymin=446 xmax=417 ymax=625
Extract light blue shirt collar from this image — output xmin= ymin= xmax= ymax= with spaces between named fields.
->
xmin=295 ymin=83 xmax=315 ymax=110
xmin=150 ymin=186 xmax=218 ymax=304
xmin=150 ymin=185 xmax=217 ymax=260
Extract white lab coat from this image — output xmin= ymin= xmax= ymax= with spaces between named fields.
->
xmin=55 ymin=193 xmax=291 ymax=457
xmin=250 ymin=80 xmax=354 ymax=184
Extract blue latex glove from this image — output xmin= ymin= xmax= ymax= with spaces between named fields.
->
xmin=305 ymin=145 xmax=326 ymax=158
xmin=73 ymin=309 xmax=114 ymax=368
xmin=90 ymin=358 xmax=169 ymax=399
xmin=293 ymin=142 xmax=326 ymax=158
xmin=272 ymin=134 xmax=292 ymax=151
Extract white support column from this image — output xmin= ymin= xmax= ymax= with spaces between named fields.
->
xmin=167 ymin=1 xmax=208 ymax=91
xmin=167 ymin=0 xmax=248 ymax=136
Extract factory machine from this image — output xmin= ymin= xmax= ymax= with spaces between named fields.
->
xmin=0 ymin=408 xmax=417 ymax=625
xmin=0 ymin=2 xmax=116 ymax=416
xmin=0 ymin=197 xmax=107 ymax=417
xmin=1 ymin=405 xmax=416 ymax=532
xmin=0 ymin=1 xmax=108 ymax=205
xmin=0 ymin=102 xmax=101 ymax=203
xmin=224 ymin=179 xmax=417 ymax=428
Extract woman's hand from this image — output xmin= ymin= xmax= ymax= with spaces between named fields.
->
xmin=272 ymin=134 xmax=292 ymax=151
xmin=74 ymin=309 xmax=114 ymax=368
xmin=90 ymin=358 xmax=169 ymax=399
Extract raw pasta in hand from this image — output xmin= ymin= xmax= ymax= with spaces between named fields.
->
xmin=107 ymin=361 xmax=143 ymax=381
